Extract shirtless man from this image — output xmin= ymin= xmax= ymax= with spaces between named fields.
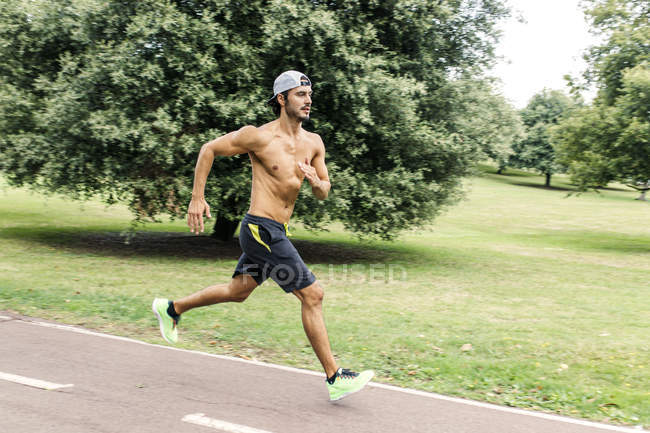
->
xmin=152 ymin=71 xmax=373 ymax=401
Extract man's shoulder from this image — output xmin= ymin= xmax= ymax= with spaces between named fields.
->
xmin=303 ymin=129 xmax=324 ymax=148
xmin=303 ymin=129 xmax=323 ymax=141
xmin=236 ymin=124 xmax=269 ymax=139
xmin=234 ymin=124 xmax=274 ymax=150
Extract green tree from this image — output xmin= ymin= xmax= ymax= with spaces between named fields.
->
xmin=553 ymin=0 xmax=649 ymax=193
xmin=581 ymin=0 xmax=649 ymax=105
xmin=554 ymin=64 xmax=650 ymax=193
xmin=509 ymin=89 xmax=575 ymax=187
xmin=0 ymin=0 xmax=510 ymax=240
xmin=437 ymin=78 xmax=523 ymax=173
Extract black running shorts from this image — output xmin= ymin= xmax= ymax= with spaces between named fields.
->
xmin=232 ymin=213 xmax=316 ymax=293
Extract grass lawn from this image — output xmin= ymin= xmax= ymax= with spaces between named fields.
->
xmin=1 ymin=168 xmax=648 ymax=428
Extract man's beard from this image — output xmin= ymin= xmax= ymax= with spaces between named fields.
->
xmin=286 ymin=101 xmax=309 ymax=121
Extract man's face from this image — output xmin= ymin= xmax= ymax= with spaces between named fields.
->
xmin=283 ymin=85 xmax=312 ymax=121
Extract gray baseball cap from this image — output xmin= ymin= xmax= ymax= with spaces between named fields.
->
xmin=268 ymin=70 xmax=311 ymax=103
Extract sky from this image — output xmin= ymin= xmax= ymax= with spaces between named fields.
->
xmin=489 ymin=0 xmax=602 ymax=108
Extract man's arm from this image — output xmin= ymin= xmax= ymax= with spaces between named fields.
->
xmin=188 ymin=125 xmax=261 ymax=234
xmin=299 ymin=137 xmax=331 ymax=200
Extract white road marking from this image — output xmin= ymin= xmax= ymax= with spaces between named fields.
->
xmin=0 ymin=315 xmax=12 ymax=320
xmin=182 ymin=413 xmax=275 ymax=433
xmin=18 ymin=318 xmax=648 ymax=433
xmin=0 ymin=371 xmax=73 ymax=391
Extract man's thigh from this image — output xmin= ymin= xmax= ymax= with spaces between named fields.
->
xmin=267 ymin=238 xmax=316 ymax=293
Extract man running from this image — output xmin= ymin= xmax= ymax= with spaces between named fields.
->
xmin=152 ymin=70 xmax=373 ymax=401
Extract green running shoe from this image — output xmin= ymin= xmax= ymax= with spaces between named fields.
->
xmin=327 ymin=368 xmax=374 ymax=401
xmin=152 ymin=298 xmax=178 ymax=344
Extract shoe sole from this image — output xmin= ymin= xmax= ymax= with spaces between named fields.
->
xmin=329 ymin=371 xmax=375 ymax=402
xmin=151 ymin=299 xmax=175 ymax=344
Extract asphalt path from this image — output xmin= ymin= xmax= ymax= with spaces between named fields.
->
xmin=1 ymin=312 xmax=645 ymax=433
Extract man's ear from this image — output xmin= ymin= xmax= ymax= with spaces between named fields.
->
xmin=278 ymin=93 xmax=286 ymax=107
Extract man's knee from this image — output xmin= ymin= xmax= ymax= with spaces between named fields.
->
xmin=296 ymin=281 xmax=324 ymax=307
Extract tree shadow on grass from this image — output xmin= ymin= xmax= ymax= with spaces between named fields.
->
xmin=509 ymin=182 xmax=575 ymax=192
xmin=483 ymin=173 xmax=574 ymax=191
xmin=0 ymin=228 xmax=393 ymax=264
xmin=509 ymin=181 xmax=635 ymax=194
xmin=485 ymin=172 xmax=634 ymax=194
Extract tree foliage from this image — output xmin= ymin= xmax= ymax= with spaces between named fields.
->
xmin=0 ymin=0 xmax=510 ymax=239
xmin=554 ymin=64 xmax=650 ymax=189
xmin=553 ymin=0 xmax=649 ymax=191
xmin=581 ymin=0 xmax=649 ymax=104
xmin=435 ymin=78 xmax=523 ymax=172
xmin=509 ymin=89 xmax=575 ymax=186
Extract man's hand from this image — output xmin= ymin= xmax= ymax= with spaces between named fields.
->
xmin=298 ymin=158 xmax=322 ymax=188
xmin=298 ymin=157 xmax=330 ymax=200
xmin=187 ymin=197 xmax=212 ymax=234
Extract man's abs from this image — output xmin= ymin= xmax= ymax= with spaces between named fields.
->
xmin=248 ymin=160 xmax=304 ymax=223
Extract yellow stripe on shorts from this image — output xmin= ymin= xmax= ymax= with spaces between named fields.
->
xmin=284 ymin=222 xmax=292 ymax=237
xmin=248 ymin=223 xmax=271 ymax=252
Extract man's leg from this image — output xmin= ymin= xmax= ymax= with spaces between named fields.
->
xmin=173 ymin=273 xmax=258 ymax=314
xmin=292 ymin=281 xmax=338 ymax=378
xmin=152 ymin=274 xmax=257 ymax=344
xmin=292 ymin=280 xmax=374 ymax=401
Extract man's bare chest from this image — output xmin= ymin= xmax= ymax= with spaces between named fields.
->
xmin=252 ymin=138 xmax=315 ymax=179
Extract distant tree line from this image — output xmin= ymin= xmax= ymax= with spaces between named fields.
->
xmin=554 ymin=0 xmax=649 ymax=198
xmin=504 ymin=0 xmax=649 ymax=197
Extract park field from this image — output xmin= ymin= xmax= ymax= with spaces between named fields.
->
xmin=1 ymin=168 xmax=648 ymax=428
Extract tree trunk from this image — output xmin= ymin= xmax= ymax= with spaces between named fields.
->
xmin=211 ymin=214 xmax=240 ymax=241
xmin=545 ymin=173 xmax=551 ymax=187
xmin=628 ymin=181 xmax=649 ymax=201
